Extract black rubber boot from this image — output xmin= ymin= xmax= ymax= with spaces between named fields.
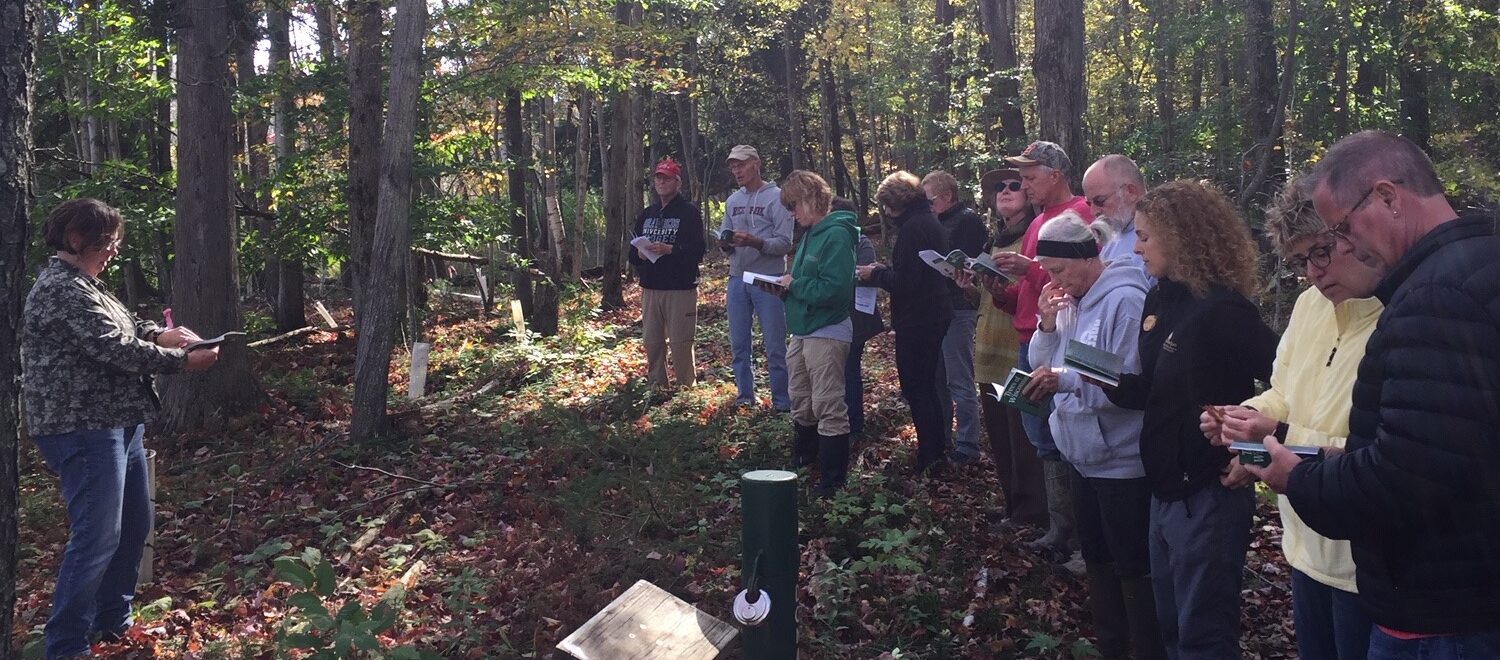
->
xmin=793 ymin=423 xmax=819 ymax=469
xmin=1085 ymin=562 xmax=1130 ymax=660
xmin=814 ymin=433 xmax=850 ymax=496
xmin=1121 ymin=575 xmax=1168 ymax=660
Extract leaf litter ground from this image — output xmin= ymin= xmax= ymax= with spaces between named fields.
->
xmin=12 ymin=262 xmax=1297 ymax=658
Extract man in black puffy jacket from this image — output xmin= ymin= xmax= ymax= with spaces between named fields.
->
xmin=1250 ymin=130 xmax=1500 ymax=657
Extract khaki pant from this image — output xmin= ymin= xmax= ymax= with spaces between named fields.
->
xmin=642 ymin=288 xmax=698 ymax=387
xmin=787 ymin=336 xmax=851 ymax=436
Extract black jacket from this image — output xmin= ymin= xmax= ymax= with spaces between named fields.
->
xmin=1286 ymin=215 xmax=1500 ymax=634
xmin=1106 ymin=279 xmax=1277 ymax=500
xmin=869 ymin=199 xmax=952 ymax=331
xmin=936 ymin=201 xmax=989 ymax=311
xmin=629 ymin=194 xmax=706 ymax=290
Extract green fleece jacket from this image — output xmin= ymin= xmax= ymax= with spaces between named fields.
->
xmin=786 ymin=210 xmax=858 ymax=336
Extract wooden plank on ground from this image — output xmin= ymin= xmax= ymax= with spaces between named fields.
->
xmin=557 ymin=579 xmax=737 ymax=660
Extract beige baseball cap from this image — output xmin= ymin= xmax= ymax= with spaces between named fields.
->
xmin=726 ymin=145 xmax=760 ymax=162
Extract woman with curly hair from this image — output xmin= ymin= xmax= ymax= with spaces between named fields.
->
xmin=857 ymin=171 xmax=952 ymax=474
xmin=1098 ymin=179 xmax=1278 ymax=659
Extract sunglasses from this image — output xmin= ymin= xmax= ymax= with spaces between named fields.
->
xmin=992 ymin=180 xmax=1023 ymax=193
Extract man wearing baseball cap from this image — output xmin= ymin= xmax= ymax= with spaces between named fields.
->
xmin=992 ymin=140 xmax=1095 ymax=562
xmin=629 ymin=156 xmax=706 ymax=389
xmin=718 ymin=145 xmax=794 ymax=410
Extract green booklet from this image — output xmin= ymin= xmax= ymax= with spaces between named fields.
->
xmin=986 ymin=368 xmax=1048 ymax=417
xmin=1064 ymin=339 xmax=1124 ymax=387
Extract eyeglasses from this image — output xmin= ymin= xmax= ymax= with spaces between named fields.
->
xmin=1284 ymin=238 xmax=1337 ymax=273
xmin=1328 ymin=180 xmax=1402 ymax=242
xmin=1088 ymin=184 xmax=1126 ymax=209
xmin=992 ymin=180 xmax=1022 ymax=193
xmin=783 ymin=202 xmax=797 ymax=212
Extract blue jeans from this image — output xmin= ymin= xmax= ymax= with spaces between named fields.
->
xmin=1368 ymin=628 xmax=1500 ymax=659
xmin=1150 ymin=482 xmax=1254 ymax=660
xmin=844 ymin=338 xmax=867 ymax=435
xmin=1292 ymin=568 xmax=1371 ymax=660
xmin=34 ymin=425 xmax=151 ymax=659
xmin=727 ymin=277 xmax=790 ymax=409
xmin=935 ymin=309 xmax=981 ymax=458
xmin=1016 ymin=341 xmax=1060 ymax=460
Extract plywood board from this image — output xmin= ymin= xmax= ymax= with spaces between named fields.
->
xmin=558 ymin=580 xmax=738 ymax=660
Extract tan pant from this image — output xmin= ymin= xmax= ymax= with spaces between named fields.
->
xmin=642 ymin=288 xmax=698 ymax=387
xmin=787 ymin=336 xmax=851 ymax=436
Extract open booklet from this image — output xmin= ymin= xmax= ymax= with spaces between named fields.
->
xmin=185 ymin=331 xmax=246 ymax=350
xmin=1063 ymin=339 xmax=1124 ymax=387
xmin=918 ymin=249 xmax=1011 ymax=280
xmin=741 ymin=270 xmax=786 ymax=292
xmin=630 ymin=235 xmax=662 ymax=263
xmin=1230 ymin=441 xmax=1322 ymax=467
xmin=984 ymin=368 xmax=1048 ymax=417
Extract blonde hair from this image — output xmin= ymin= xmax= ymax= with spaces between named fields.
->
xmin=875 ymin=171 xmax=924 ymax=214
xmin=1135 ymin=180 xmax=1260 ymax=298
xmin=1263 ymin=174 xmax=1325 ymax=257
xmin=921 ymin=170 xmax=960 ymax=200
xmin=780 ymin=170 xmax=833 ymax=218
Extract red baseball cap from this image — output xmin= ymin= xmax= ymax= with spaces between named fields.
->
xmin=653 ymin=157 xmax=682 ymax=179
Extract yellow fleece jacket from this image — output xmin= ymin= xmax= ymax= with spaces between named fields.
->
xmin=1242 ymin=287 xmax=1383 ymax=593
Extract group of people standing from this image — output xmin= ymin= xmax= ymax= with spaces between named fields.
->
xmin=630 ymin=131 xmax=1499 ymax=659
xmin=16 ymin=129 xmax=1497 ymax=658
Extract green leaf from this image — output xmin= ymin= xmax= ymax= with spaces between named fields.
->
xmin=274 ymin=556 xmax=315 ymax=589
xmin=288 ymin=591 xmax=328 ymax=616
xmin=282 ymin=632 xmax=323 ymax=649
xmin=313 ymin=558 xmax=337 ymax=597
xmin=370 ymin=601 xmax=398 ymax=633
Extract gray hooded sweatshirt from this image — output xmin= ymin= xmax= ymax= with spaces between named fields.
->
xmin=1028 ymin=259 xmax=1150 ymax=479
xmin=718 ymin=182 xmax=795 ymax=276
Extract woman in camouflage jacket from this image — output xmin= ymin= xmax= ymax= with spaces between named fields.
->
xmin=22 ymin=198 xmax=218 ymax=659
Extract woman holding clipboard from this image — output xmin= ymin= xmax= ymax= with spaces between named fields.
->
xmin=22 ymin=198 xmax=219 ymax=658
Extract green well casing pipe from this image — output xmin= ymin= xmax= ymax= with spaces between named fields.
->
xmin=741 ymin=469 xmax=798 ymax=658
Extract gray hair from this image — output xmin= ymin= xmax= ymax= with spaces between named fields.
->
xmin=1301 ymin=130 xmax=1445 ymax=207
xmin=1037 ymin=210 xmax=1116 ymax=251
xmin=1263 ymin=174 xmax=1325 ymax=256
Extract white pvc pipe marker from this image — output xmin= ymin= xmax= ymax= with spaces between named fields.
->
xmin=409 ymin=342 xmax=432 ymax=400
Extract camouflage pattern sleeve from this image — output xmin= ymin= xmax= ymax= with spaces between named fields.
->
xmin=49 ymin=278 xmax=187 ymax=376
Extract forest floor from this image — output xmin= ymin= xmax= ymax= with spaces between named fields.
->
xmin=12 ymin=262 xmax=1299 ymax=659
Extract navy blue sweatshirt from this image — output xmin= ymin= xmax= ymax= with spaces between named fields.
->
xmin=629 ymin=194 xmax=706 ymax=290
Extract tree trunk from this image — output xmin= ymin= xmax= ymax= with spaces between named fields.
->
xmin=599 ymin=0 xmax=639 ymax=311
xmin=350 ymin=0 xmax=426 ymax=440
xmin=1332 ymin=0 xmax=1349 ymax=135
xmin=1397 ymin=0 xmax=1430 ymax=152
xmin=346 ymin=0 xmax=383 ymax=326
xmin=1240 ymin=0 xmax=1285 ymax=206
xmin=504 ymin=88 xmax=535 ymax=320
xmin=841 ymin=75 xmax=871 ymax=214
xmin=927 ymin=0 xmax=955 ymax=165
xmin=531 ymin=98 xmax=561 ymax=337
xmin=1150 ymin=0 xmax=1177 ymax=158
xmin=0 ymin=0 xmax=37 ymax=649
xmin=230 ymin=0 xmax=271 ymax=301
xmin=160 ymin=0 xmax=262 ymax=432
xmin=821 ymin=62 xmax=853 ymax=198
xmin=977 ymin=0 xmax=1027 ymax=151
xmin=268 ymin=4 xmax=305 ymax=332
xmin=782 ymin=31 xmax=803 ymax=173
xmin=1034 ymin=0 xmax=1087 ymax=186
xmin=149 ymin=0 xmax=173 ymax=302
xmin=571 ymin=89 xmax=591 ymax=279
xmin=312 ymin=0 xmax=341 ymax=59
